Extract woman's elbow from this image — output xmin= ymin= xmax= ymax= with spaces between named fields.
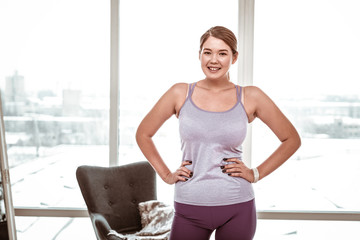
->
xmin=135 ymin=126 xmax=145 ymax=146
xmin=283 ymin=129 xmax=301 ymax=152
xmin=135 ymin=124 xmax=153 ymax=146
xmin=292 ymin=131 xmax=302 ymax=151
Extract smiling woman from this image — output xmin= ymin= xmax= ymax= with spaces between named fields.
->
xmin=118 ymin=0 xmax=239 ymax=207
xmin=200 ymin=36 xmax=237 ymax=81
xmin=199 ymin=26 xmax=238 ymax=82
xmin=136 ymin=25 xmax=301 ymax=240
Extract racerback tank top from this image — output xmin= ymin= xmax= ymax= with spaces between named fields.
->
xmin=175 ymin=82 xmax=255 ymax=206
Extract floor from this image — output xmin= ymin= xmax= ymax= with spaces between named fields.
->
xmin=14 ymin=217 xmax=360 ymax=240
xmin=15 ymin=217 xmax=96 ymax=240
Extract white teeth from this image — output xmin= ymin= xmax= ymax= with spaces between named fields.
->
xmin=209 ymin=67 xmax=219 ymax=71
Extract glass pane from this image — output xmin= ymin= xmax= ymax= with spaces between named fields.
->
xmin=16 ymin=217 xmax=96 ymax=240
xmin=255 ymin=220 xmax=360 ymax=240
xmin=253 ymin=0 xmax=360 ymax=211
xmin=0 ymin=0 xmax=110 ymax=208
xmin=119 ymin=0 xmax=239 ymax=204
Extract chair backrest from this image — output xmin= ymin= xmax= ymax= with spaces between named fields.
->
xmin=76 ymin=161 xmax=157 ymax=235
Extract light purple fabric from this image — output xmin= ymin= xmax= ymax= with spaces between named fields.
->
xmin=176 ymin=82 xmax=254 ymax=206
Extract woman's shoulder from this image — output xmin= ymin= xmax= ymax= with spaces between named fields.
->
xmin=243 ymin=86 xmax=277 ymax=111
xmin=171 ymin=82 xmax=189 ymax=91
xmin=243 ymin=86 xmax=274 ymax=108
xmin=168 ymin=83 xmax=192 ymax=117
xmin=243 ymin=85 xmax=267 ymax=98
xmin=168 ymin=82 xmax=190 ymax=97
xmin=243 ymin=85 xmax=262 ymax=92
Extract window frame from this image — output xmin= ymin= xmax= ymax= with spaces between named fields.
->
xmin=13 ymin=0 xmax=360 ymax=222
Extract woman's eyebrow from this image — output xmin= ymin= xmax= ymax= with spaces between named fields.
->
xmin=203 ymin=48 xmax=229 ymax=52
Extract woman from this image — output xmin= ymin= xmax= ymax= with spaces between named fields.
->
xmin=136 ymin=26 xmax=301 ymax=240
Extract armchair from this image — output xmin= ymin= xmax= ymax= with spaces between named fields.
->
xmin=76 ymin=161 xmax=157 ymax=240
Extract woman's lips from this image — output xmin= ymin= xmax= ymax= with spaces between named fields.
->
xmin=208 ymin=67 xmax=221 ymax=72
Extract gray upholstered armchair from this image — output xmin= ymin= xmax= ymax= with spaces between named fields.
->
xmin=76 ymin=161 xmax=157 ymax=240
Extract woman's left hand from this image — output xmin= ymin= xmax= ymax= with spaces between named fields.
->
xmin=221 ymin=158 xmax=254 ymax=183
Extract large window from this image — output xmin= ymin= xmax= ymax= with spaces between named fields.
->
xmin=1 ymin=0 xmax=359 ymax=239
xmin=252 ymin=0 xmax=360 ymax=238
xmin=253 ymin=0 xmax=360 ymax=212
xmin=0 ymin=0 xmax=109 ymax=238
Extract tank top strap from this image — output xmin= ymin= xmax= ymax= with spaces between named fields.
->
xmin=235 ymin=85 xmax=242 ymax=103
xmin=187 ymin=82 xmax=196 ymax=99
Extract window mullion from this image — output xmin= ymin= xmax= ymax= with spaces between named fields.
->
xmin=109 ymin=0 xmax=120 ymax=166
xmin=237 ymin=0 xmax=255 ymax=167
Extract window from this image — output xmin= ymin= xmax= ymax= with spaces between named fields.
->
xmin=253 ymin=0 xmax=360 ymax=212
xmin=2 ymin=0 xmax=359 ymax=239
xmin=0 ymin=0 xmax=109 ymax=237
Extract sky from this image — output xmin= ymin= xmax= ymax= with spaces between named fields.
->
xmin=0 ymin=0 xmax=110 ymax=95
xmin=254 ymin=0 xmax=360 ymax=99
xmin=0 ymin=0 xmax=359 ymax=99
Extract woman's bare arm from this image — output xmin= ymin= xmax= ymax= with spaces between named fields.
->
xmin=246 ymin=86 xmax=301 ymax=180
xmin=136 ymin=83 xmax=191 ymax=184
xmin=222 ymin=86 xmax=301 ymax=182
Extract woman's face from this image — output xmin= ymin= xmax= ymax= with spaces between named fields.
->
xmin=199 ymin=36 xmax=238 ymax=81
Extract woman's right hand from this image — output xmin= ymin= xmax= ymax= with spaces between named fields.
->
xmin=164 ymin=160 xmax=193 ymax=185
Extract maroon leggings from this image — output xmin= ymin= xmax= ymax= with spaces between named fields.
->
xmin=170 ymin=199 xmax=256 ymax=240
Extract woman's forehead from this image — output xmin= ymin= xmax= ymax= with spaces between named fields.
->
xmin=202 ymin=36 xmax=231 ymax=51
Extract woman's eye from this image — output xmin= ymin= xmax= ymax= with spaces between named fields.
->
xmin=220 ymin=52 xmax=227 ymax=56
xmin=204 ymin=51 xmax=211 ymax=55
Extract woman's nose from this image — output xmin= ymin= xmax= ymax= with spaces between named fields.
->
xmin=210 ymin=54 xmax=218 ymax=63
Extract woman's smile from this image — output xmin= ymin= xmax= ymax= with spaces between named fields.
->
xmin=208 ymin=66 xmax=221 ymax=73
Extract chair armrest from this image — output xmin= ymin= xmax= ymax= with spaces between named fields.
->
xmin=90 ymin=213 xmax=121 ymax=240
xmin=108 ymin=235 xmax=122 ymax=240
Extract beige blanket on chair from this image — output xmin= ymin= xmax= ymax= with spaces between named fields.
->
xmin=108 ymin=200 xmax=174 ymax=240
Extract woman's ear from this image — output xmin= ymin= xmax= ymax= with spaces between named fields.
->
xmin=232 ymin=52 xmax=239 ymax=64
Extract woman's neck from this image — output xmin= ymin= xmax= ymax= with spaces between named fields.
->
xmin=198 ymin=78 xmax=234 ymax=92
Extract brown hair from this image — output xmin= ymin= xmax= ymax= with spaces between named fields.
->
xmin=199 ymin=26 xmax=238 ymax=55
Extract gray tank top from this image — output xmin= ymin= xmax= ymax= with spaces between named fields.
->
xmin=175 ymin=82 xmax=255 ymax=206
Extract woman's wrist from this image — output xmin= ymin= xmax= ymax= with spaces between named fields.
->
xmin=251 ymin=167 xmax=259 ymax=183
xmin=161 ymin=171 xmax=172 ymax=183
